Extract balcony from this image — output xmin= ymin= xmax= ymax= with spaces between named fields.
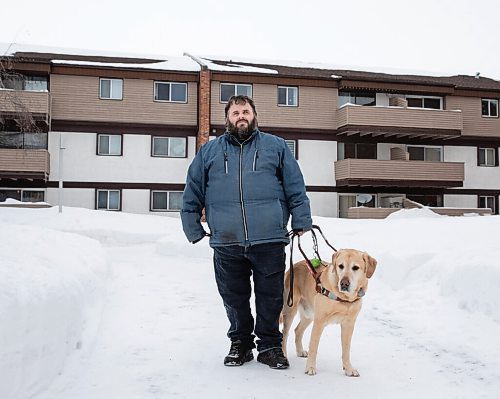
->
xmin=0 ymin=149 xmax=50 ymax=181
xmin=0 ymin=90 xmax=51 ymax=125
xmin=335 ymin=158 xmax=464 ymax=187
xmin=336 ymin=105 xmax=463 ymax=139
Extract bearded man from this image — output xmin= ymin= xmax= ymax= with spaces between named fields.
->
xmin=181 ymin=95 xmax=312 ymax=370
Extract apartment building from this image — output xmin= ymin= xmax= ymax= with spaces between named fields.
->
xmin=1 ymin=44 xmax=500 ymax=217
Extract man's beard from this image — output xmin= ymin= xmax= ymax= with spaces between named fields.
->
xmin=227 ymin=118 xmax=257 ymax=140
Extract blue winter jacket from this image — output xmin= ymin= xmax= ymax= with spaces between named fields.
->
xmin=181 ymin=129 xmax=312 ymax=247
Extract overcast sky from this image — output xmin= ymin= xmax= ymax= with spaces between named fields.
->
xmin=1 ymin=0 xmax=499 ymax=79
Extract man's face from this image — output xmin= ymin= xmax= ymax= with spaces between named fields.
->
xmin=226 ymin=102 xmax=256 ymax=139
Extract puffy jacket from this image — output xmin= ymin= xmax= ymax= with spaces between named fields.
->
xmin=181 ymin=129 xmax=312 ymax=247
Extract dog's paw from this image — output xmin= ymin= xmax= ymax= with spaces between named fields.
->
xmin=296 ymin=350 xmax=308 ymax=358
xmin=343 ymin=367 xmax=360 ymax=377
xmin=305 ymin=366 xmax=317 ymax=375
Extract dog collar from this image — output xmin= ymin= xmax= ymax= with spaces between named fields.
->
xmin=316 ymin=283 xmax=365 ymax=303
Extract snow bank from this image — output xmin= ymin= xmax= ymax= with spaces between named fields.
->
xmin=0 ymin=222 xmax=109 ymax=399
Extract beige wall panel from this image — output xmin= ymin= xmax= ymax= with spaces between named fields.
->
xmin=447 ymin=96 xmax=500 ymax=137
xmin=50 ymin=75 xmax=197 ymax=125
xmin=337 ymin=106 xmax=463 ymax=130
xmin=210 ymin=82 xmax=337 ymax=130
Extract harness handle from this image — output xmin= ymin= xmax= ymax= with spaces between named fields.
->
xmin=286 ymin=225 xmax=338 ymax=307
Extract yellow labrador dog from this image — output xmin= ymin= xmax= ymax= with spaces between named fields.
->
xmin=281 ymin=249 xmax=377 ymax=376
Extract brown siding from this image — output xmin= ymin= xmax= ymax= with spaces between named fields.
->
xmin=50 ymin=74 xmax=197 ymax=125
xmin=0 ymin=90 xmax=50 ymax=115
xmin=335 ymin=159 xmax=464 ymax=182
xmin=336 ymin=105 xmax=463 ymax=131
xmin=0 ymin=149 xmax=50 ymax=179
xmin=210 ymin=82 xmax=337 ymax=130
xmin=447 ymin=96 xmax=500 ymax=137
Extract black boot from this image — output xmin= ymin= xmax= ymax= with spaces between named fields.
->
xmin=224 ymin=340 xmax=254 ymax=366
xmin=257 ymin=347 xmax=289 ymax=369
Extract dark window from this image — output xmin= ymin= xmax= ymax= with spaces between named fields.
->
xmin=478 ymin=147 xmax=497 ymax=167
xmin=341 ymin=143 xmax=377 ymax=159
xmin=154 ymin=82 xmax=187 ymax=102
xmin=220 ymin=83 xmax=252 ymax=102
xmin=482 ymin=99 xmax=498 ymax=117
xmin=338 ymin=91 xmax=376 ymax=107
xmin=479 ymin=195 xmax=496 ymax=214
xmin=406 ymin=96 xmax=442 ymax=109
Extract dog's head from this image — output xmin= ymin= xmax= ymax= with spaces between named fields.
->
xmin=329 ymin=249 xmax=377 ymax=298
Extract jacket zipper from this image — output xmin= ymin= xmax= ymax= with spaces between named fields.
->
xmin=239 ymin=143 xmax=249 ymax=241
xmin=252 ymin=149 xmax=258 ymax=171
xmin=224 ymin=151 xmax=228 ymax=174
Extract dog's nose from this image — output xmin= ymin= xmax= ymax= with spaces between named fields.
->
xmin=340 ymin=277 xmax=350 ymax=292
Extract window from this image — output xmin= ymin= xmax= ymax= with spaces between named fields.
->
xmin=407 ymin=194 xmax=443 ymax=207
xmin=278 ymin=86 xmax=298 ymax=106
xmin=152 ymin=137 xmax=186 ymax=157
xmin=338 ymin=194 xmax=375 ymax=218
xmin=338 ymin=91 xmax=376 ymax=107
xmin=479 ymin=196 xmax=496 ymax=214
xmin=151 ymin=191 xmax=183 ymax=211
xmin=22 ymin=190 xmax=45 ymax=202
xmin=98 ymin=134 xmax=122 ymax=156
xmin=284 ymin=139 xmax=297 ymax=158
xmin=338 ymin=142 xmax=377 ymax=160
xmin=154 ymin=82 xmax=187 ymax=103
xmin=220 ymin=83 xmax=252 ymax=102
xmin=407 ymin=145 xmax=442 ymax=162
xmin=0 ymin=189 xmax=44 ymax=202
xmin=478 ymin=147 xmax=497 ymax=167
xmin=406 ymin=96 xmax=442 ymax=110
xmin=100 ymin=78 xmax=123 ymax=100
xmin=97 ymin=190 xmax=121 ymax=211
xmin=1 ymin=75 xmax=48 ymax=91
xmin=482 ymin=99 xmax=498 ymax=117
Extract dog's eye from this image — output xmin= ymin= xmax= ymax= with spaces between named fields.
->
xmin=338 ymin=264 xmax=344 ymax=269
xmin=352 ymin=266 xmax=360 ymax=271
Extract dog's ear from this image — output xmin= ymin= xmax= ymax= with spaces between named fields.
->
xmin=363 ymin=252 xmax=377 ymax=279
xmin=331 ymin=251 xmax=341 ymax=275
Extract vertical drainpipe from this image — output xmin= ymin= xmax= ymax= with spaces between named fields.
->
xmin=184 ymin=53 xmax=211 ymax=152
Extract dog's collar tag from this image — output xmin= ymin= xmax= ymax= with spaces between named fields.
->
xmin=327 ymin=292 xmax=337 ymax=300
xmin=358 ymin=288 xmax=365 ymax=297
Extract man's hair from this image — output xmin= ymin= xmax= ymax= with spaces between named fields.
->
xmin=224 ymin=95 xmax=257 ymax=118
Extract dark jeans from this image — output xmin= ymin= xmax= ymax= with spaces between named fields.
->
xmin=213 ymin=242 xmax=286 ymax=352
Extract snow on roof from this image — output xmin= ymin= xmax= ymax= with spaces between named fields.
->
xmin=51 ymin=58 xmax=200 ymax=72
xmin=198 ymin=57 xmax=278 ymax=74
xmin=197 ymin=53 xmax=461 ymax=78
xmin=1 ymin=42 xmax=200 ymax=72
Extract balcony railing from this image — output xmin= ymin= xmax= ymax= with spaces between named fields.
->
xmin=335 ymin=158 xmax=464 ymax=187
xmin=336 ymin=105 xmax=463 ymax=137
xmin=0 ymin=90 xmax=51 ymax=124
xmin=0 ymin=148 xmax=50 ymax=180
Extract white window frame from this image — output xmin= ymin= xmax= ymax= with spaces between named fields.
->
xmin=96 ymin=190 xmax=121 ymax=211
xmin=406 ymin=95 xmax=443 ymax=110
xmin=152 ymin=137 xmax=187 ymax=158
xmin=154 ymin=82 xmax=187 ymax=103
xmin=150 ymin=190 xmax=183 ymax=211
xmin=285 ymin=139 xmax=297 ymax=159
xmin=220 ymin=83 xmax=252 ymax=103
xmin=481 ymin=98 xmax=499 ymax=117
xmin=478 ymin=147 xmax=496 ymax=167
xmin=479 ymin=195 xmax=496 ymax=214
xmin=278 ymin=86 xmax=298 ymax=107
xmin=99 ymin=78 xmax=123 ymax=100
xmin=97 ymin=134 xmax=122 ymax=156
xmin=406 ymin=144 xmax=443 ymax=162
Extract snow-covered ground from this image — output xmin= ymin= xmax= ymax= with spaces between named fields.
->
xmin=1 ymin=204 xmax=500 ymax=399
